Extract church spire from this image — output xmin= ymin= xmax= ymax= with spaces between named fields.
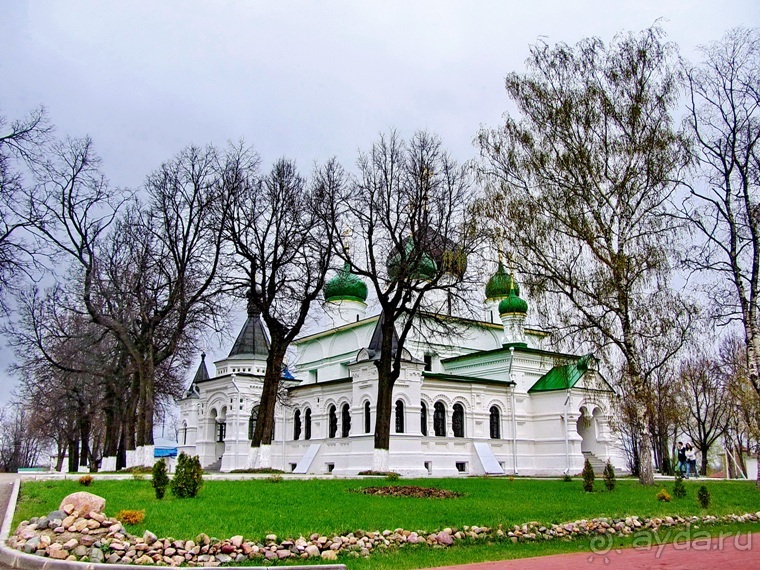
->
xmin=229 ymin=283 xmax=269 ymax=358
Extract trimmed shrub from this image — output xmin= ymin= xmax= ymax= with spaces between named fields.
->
xmin=152 ymin=459 xmax=170 ymax=499
xmin=386 ymin=472 xmax=400 ymax=482
xmin=171 ymin=452 xmax=204 ymax=498
xmin=673 ymin=473 xmax=687 ymax=499
xmin=656 ymin=488 xmax=672 ymax=502
xmin=78 ymin=475 xmax=93 ymax=487
xmin=603 ymin=460 xmax=616 ymax=491
xmin=582 ymin=458 xmax=595 ymax=492
xmin=697 ymin=485 xmax=711 ymax=508
xmin=267 ymin=474 xmax=283 ymax=484
xmin=117 ymin=509 xmax=145 ymax=525
xmin=562 ymin=474 xmax=572 ymax=482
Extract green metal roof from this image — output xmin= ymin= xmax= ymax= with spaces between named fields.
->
xmin=528 ymin=354 xmax=592 ymax=393
xmin=423 ymin=372 xmax=515 ymax=387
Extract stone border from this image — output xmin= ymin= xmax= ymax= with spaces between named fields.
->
xmin=0 ymin=478 xmax=346 ymax=570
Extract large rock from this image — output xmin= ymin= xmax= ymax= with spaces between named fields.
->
xmin=59 ymin=492 xmax=106 ymax=515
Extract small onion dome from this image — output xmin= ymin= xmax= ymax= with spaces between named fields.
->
xmin=498 ymin=273 xmax=528 ymax=314
xmin=387 ymin=238 xmax=439 ymax=281
xmin=324 ymin=262 xmax=368 ymax=303
xmin=485 ymin=261 xmax=520 ymax=300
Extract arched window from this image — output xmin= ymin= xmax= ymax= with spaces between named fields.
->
xmin=182 ymin=421 xmax=188 ymax=445
xmin=364 ymin=401 xmax=371 ymax=434
xmin=329 ymin=405 xmax=338 ymax=438
xmin=453 ymin=403 xmax=465 ymax=438
xmin=341 ymin=403 xmax=351 ymax=438
xmin=420 ymin=402 xmax=428 ymax=436
xmin=305 ymin=408 xmax=312 ymax=440
xmin=395 ymin=400 xmax=405 ymax=433
xmin=248 ymin=405 xmax=259 ymax=440
xmin=489 ymin=406 xmax=500 ymax=439
xmin=294 ymin=409 xmax=302 ymax=440
xmin=217 ymin=421 xmax=227 ymax=442
xmin=433 ymin=402 xmax=446 ymax=437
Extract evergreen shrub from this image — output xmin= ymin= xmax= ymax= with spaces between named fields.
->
xmin=171 ymin=452 xmax=204 ymax=498
xmin=603 ymin=460 xmax=616 ymax=491
xmin=673 ymin=473 xmax=687 ymax=499
xmin=582 ymin=458 xmax=595 ymax=492
xmin=697 ymin=485 xmax=711 ymax=508
xmin=152 ymin=459 xmax=169 ymax=499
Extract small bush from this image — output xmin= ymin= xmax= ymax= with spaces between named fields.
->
xmin=582 ymin=458 xmax=595 ymax=492
xmin=697 ymin=485 xmax=711 ymax=508
xmin=132 ymin=473 xmax=145 ymax=481
xmin=121 ymin=465 xmax=153 ymax=474
xmin=656 ymin=488 xmax=672 ymax=502
xmin=152 ymin=459 xmax=170 ymax=499
xmin=78 ymin=475 xmax=93 ymax=487
xmin=116 ymin=509 xmax=145 ymax=525
xmin=267 ymin=474 xmax=283 ymax=484
xmin=603 ymin=460 xmax=616 ymax=491
xmin=171 ymin=452 xmax=204 ymax=498
xmin=673 ymin=473 xmax=687 ymax=499
xmin=562 ymin=474 xmax=572 ymax=482
xmin=386 ymin=472 xmax=400 ymax=482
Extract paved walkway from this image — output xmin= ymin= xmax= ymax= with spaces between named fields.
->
xmin=434 ymin=532 xmax=760 ymax=569
xmin=0 ymin=474 xmax=18 ymax=570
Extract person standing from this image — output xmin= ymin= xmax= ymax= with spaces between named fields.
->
xmin=676 ymin=441 xmax=687 ymax=477
xmin=686 ymin=443 xmax=698 ymax=478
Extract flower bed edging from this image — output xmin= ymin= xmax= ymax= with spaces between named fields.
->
xmin=8 ymin=506 xmax=760 ymax=566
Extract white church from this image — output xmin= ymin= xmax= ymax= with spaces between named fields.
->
xmin=177 ymin=261 xmax=625 ymax=476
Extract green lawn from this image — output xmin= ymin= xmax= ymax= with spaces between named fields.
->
xmin=13 ymin=477 xmax=760 ymax=568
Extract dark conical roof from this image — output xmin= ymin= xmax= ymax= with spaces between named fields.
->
xmin=228 ymin=298 xmax=270 ymax=358
xmin=192 ymin=353 xmax=210 ymax=384
xmin=365 ymin=312 xmax=400 ymax=361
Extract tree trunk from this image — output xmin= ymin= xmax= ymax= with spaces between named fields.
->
xmin=67 ymin=437 xmax=79 ymax=473
xmin=373 ymin=372 xmax=394 ymax=451
xmin=250 ymin=346 xmax=285 ymax=469
xmin=631 ymin=396 xmax=655 ymax=485
xmin=79 ymin=415 xmax=90 ymax=469
xmin=136 ymin=359 xmax=155 ymax=447
xmin=373 ymin=317 xmax=401 ymax=453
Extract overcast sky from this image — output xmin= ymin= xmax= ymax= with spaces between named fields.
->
xmin=1 ymin=0 xmax=757 ymax=405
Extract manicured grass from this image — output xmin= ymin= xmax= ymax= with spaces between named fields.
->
xmin=13 ymin=477 xmax=760 ymax=568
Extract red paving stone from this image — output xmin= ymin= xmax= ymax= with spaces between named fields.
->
xmin=433 ymin=532 xmax=760 ymax=569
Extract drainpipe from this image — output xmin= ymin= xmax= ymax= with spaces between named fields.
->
xmin=231 ymin=374 xmax=240 ymax=471
xmin=563 ymin=390 xmax=570 ymax=475
xmin=508 ymin=347 xmax=518 ymax=475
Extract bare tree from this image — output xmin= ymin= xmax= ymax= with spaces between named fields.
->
xmin=680 ymin=27 xmax=760 ymax=482
xmin=478 ymin=27 xmax=691 ymax=484
xmin=335 ymin=130 xmax=482 ymax=470
xmin=224 ymin=147 xmax=342 ymax=468
xmin=721 ymin=334 xmax=760 ymax=477
xmin=679 ymin=354 xmax=731 ymax=475
xmin=30 ymin=141 xmax=234 ymax=462
xmin=0 ymin=403 xmax=49 ymax=472
xmin=0 ymin=107 xmax=52 ymax=311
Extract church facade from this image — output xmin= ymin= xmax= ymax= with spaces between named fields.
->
xmin=177 ymin=263 xmax=625 ymax=476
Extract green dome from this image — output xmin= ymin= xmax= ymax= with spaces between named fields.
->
xmin=498 ymin=273 xmax=528 ymax=314
xmin=387 ymin=238 xmax=438 ymax=281
xmin=499 ymin=293 xmax=528 ymax=315
xmin=485 ymin=261 xmax=520 ymax=299
xmin=324 ymin=262 xmax=368 ymax=303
